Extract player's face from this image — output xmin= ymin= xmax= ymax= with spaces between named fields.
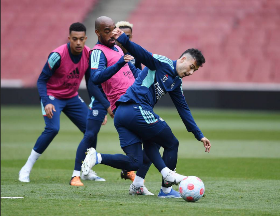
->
xmin=116 ymin=27 xmax=132 ymax=53
xmin=177 ymin=55 xmax=199 ymax=78
xmin=96 ymin=21 xmax=116 ymax=47
xmin=68 ymin=31 xmax=87 ymax=55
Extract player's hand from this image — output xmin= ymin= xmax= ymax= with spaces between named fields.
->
xmin=45 ymin=104 xmax=56 ymax=119
xmin=112 ymin=28 xmax=124 ymax=39
xmin=200 ymin=137 xmax=211 ymax=153
xmin=107 ymin=106 xmax=114 ymax=118
xmin=102 ymin=115 xmax=107 ymax=125
xmin=124 ymin=54 xmax=134 ymax=62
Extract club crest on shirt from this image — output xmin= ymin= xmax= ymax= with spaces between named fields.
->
xmin=92 ymin=110 xmax=99 ymax=116
xmin=49 ymin=96 xmax=55 ymax=100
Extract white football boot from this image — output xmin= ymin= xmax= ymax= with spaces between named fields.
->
xmin=129 ymin=183 xmax=154 ymax=195
xmin=81 ymin=170 xmax=105 ymax=181
xmin=163 ymin=170 xmax=187 ymax=186
xmin=81 ymin=148 xmax=98 ymax=175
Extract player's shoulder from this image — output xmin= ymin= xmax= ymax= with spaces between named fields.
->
xmin=48 ymin=52 xmax=61 ymax=70
xmin=153 ymin=54 xmax=174 ymax=68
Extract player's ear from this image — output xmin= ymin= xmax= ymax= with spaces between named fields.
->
xmin=180 ymin=55 xmax=186 ymax=63
xmin=95 ymin=29 xmax=100 ymax=37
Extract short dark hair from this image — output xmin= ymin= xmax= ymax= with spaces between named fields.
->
xmin=69 ymin=22 xmax=86 ymax=34
xmin=180 ymin=48 xmax=205 ymax=67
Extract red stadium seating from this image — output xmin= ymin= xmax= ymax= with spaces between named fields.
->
xmin=2 ymin=0 xmax=280 ymax=87
xmin=1 ymin=0 xmax=98 ymax=87
xmin=128 ymin=0 xmax=280 ymax=86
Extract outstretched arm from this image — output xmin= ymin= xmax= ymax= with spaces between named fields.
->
xmin=113 ymin=28 xmax=159 ymax=71
xmin=90 ymin=49 xmax=134 ymax=85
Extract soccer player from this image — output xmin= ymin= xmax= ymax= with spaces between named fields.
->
xmin=69 ymin=17 xmax=153 ymax=193
xmin=115 ymin=20 xmax=142 ymax=182
xmin=82 ymin=28 xmax=211 ymax=198
xmin=19 ymin=22 xmax=108 ymax=183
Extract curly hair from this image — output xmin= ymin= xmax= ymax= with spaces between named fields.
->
xmin=116 ymin=21 xmax=133 ymax=32
xmin=180 ymin=48 xmax=205 ymax=67
xmin=69 ymin=22 xmax=86 ymax=34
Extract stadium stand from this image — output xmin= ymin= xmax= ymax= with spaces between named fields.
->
xmin=1 ymin=0 xmax=280 ymax=89
xmin=128 ymin=0 xmax=280 ymax=87
xmin=1 ymin=0 xmax=98 ymax=87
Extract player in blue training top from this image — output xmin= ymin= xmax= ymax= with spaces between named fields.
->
xmin=82 ymin=28 xmax=211 ymax=198
xmin=19 ymin=22 xmax=108 ymax=183
xmin=69 ymin=19 xmax=149 ymax=186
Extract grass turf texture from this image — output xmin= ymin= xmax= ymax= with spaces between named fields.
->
xmin=1 ymin=106 xmax=280 ymax=216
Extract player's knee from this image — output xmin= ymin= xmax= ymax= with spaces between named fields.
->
xmin=45 ymin=126 xmax=59 ymax=137
xmin=170 ymin=137 xmax=179 ymax=149
xmin=84 ymin=130 xmax=96 ymax=141
xmin=129 ymin=157 xmax=143 ymax=171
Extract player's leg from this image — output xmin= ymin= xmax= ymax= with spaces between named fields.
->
xmin=66 ymin=97 xmax=106 ymax=185
xmin=81 ymin=103 xmax=144 ymax=173
xmin=122 ymin=105 xmax=186 ymax=187
xmin=19 ymin=98 xmax=64 ymax=182
xmin=63 ymin=95 xmax=88 ymax=133
xmin=143 ymin=126 xmax=181 ymax=198
xmin=70 ymin=117 xmax=104 ymax=186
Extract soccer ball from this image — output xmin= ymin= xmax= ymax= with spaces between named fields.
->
xmin=179 ymin=176 xmax=205 ymax=202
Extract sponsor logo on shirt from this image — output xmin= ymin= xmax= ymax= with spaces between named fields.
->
xmin=154 ymin=82 xmax=165 ymax=100
xmin=67 ymin=68 xmax=80 ymax=79
xmin=123 ymin=70 xmax=134 ymax=79
xmin=63 ymin=82 xmax=78 ymax=88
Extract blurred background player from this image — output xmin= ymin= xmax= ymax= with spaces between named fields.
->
xmin=82 ymin=28 xmax=211 ymax=198
xmin=115 ymin=21 xmax=142 ymax=70
xmin=19 ymin=22 xmax=107 ymax=183
xmin=69 ymin=17 xmax=152 ymax=190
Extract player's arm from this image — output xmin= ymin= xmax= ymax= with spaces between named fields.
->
xmin=113 ymin=30 xmax=159 ymax=70
xmin=37 ymin=52 xmax=60 ymax=118
xmin=128 ymin=61 xmax=141 ymax=78
xmin=169 ymin=85 xmax=204 ymax=140
xmin=85 ymin=66 xmax=110 ymax=108
xmin=169 ymin=86 xmax=211 ymax=152
xmin=87 ymin=80 xmax=114 ymax=118
xmin=85 ymin=66 xmax=114 ymax=118
xmin=90 ymin=50 xmax=133 ymax=85
xmin=134 ymin=58 xmax=142 ymax=70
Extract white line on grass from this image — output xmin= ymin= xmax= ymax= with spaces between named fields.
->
xmin=1 ymin=197 xmax=24 ymax=199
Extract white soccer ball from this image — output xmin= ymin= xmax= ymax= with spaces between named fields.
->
xmin=179 ymin=176 xmax=205 ymax=202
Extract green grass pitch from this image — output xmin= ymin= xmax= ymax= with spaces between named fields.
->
xmin=1 ymin=106 xmax=280 ymax=215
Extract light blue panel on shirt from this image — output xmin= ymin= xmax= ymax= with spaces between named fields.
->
xmin=153 ymin=54 xmax=174 ymax=69
xmin=40 ymin=100 xmax=46 ymax=115
xmin=91 ymin=50 xmax=101 ymax=69
xmin=48 ymin=52 xmax=60 ymax=69
xmin=141 ymin=69 xmax=155 ymax=88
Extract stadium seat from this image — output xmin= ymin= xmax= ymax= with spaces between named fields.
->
xmin=1 ymin=0 xmax=98 ymax=87
xmin=126 ymin=0 xmax=280 ymax=86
